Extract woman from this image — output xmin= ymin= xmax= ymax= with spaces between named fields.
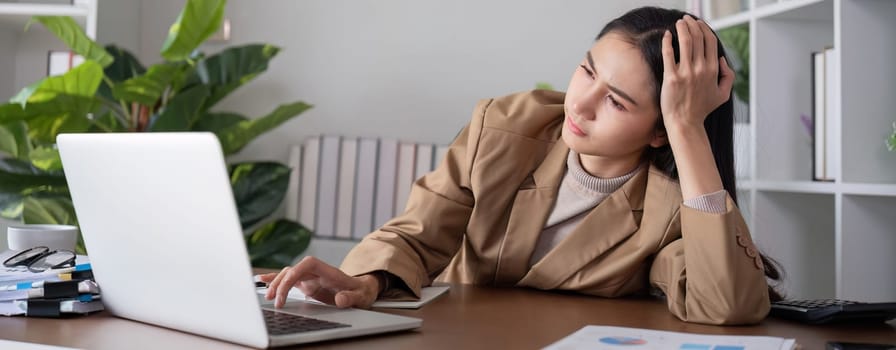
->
xmin=261 ymin=6 xmax=782 ymax=325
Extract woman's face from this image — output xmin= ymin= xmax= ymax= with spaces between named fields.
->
xmin=562 ymin=32 xmax=666 ymax=161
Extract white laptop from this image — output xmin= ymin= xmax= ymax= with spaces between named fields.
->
xmin=57 ymin=132 xmax=421 ymax=348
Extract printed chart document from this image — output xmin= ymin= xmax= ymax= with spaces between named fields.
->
xmin=256 ymin=285 xmax=449 ymax=309
xmin=544 ymin=326 xmax=796 ymax=350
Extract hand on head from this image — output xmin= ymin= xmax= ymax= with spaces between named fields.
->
xmin=660 ymin=15 xmax=735 ymax=130
xmin=257 ymin=256 xmax=380 ymax=309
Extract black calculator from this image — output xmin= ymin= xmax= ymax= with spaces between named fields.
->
xmin=770 ymin=299 xmax=896 ymax=324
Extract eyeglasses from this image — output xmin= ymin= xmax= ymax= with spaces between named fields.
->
xmin=3 ymin=246 xmax=76 ymax=273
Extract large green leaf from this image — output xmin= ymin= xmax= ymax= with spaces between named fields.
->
xmin=103 ymin=45 xmax=146 ymax=81
xmin=0 ymin=95 xmax=99 ymax=125
xmin=0 ymin=158 xmax=68 ymax=195
xmin=31 ymin=16 xmax=113 ymax=67
xmin=246 ymin=219 xmax=311 ymax=268
xmin=11 ymin=60 xmax=104 ymax=106
xmin=718 ymin=25 xmax=749 ymax=103
xmin=22 ymin=195 xmax=84 ymax=253
xmin=0 ymin=192 xmax=24 ymax=220
xmin=23 ymin=195 xmax=77 ymax=226
xmin=216 ymin=101 xmax=311 ymax=155
xmin=192 ymin=111 xmax=247 ymax=133
xmin=89 ymin=111 xmax=125 ymax=132
xmin=0 ymin=122 xmax=30 ymax=159
xmin=30 ymin=146 xmax=62 ymax=172
xmin=99 ymin=45 xmax=147 ymax=101
xmin=26 ymin=111 xmax=91 ymax=144
xmin=10 ymin=81 xmax=41 ymax=105
xmin=6 ymin=61 xmax=103 ymax=140
xmin=0 ymin=125 xmax=16 ymax=158
xmin=147 ymin=85 xmax=210 ymax=131
xmin=229 ymin=162 xmax=291 ymax=228
xmin=113 ymin=63 xmax=185 ymax=106
xmin=160 ymin=0 xmax=226 ymax=62
xmin=190 ymin=44 xmax=280 ymax=108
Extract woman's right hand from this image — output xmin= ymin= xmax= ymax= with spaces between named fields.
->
xmin=257 ymin=256 xmax=381 ymax=309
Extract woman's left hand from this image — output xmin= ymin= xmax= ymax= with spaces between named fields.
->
xmin=660 ymin=15 xmax=734 ymax=131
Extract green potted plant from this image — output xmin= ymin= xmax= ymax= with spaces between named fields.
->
xmin=717 ymin=24 xmax=749 ymax=104
xmin=0 ymin=0 xmax=311 ymax=268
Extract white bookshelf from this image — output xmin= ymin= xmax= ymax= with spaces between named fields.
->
xmin=0 ymin=0 xmax=96 ymax=101
xmin=711 ymin=0 xmax=896 ymax=302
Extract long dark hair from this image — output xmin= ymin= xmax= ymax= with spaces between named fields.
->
xmin=598 ymin=6 xmax=783 ymax=301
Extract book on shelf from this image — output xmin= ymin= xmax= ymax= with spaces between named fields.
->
xmin=47 ymin=50 xmax=84 ymax=76
xmin=811 ymin=47 xmax=838 ymax=182
xmin=544 ymin=325 xmax=796 ymax=350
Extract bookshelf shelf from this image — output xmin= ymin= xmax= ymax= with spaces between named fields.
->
xmin=0 ymin=1 xmax=93 ymax=34
xmin=744 ymin=181 xmax=896 ymax=197
xmin=752 ymin=180 xmax=836 ymax=194
xmin=709 ymin=0 xmax=896 ymax=302
xmin=753 ymin=0 xmax=829 ymax=21
xmin=0 ymin=3 xmax=88 ymax=30
xmin=840 ymin=183 xmax=896 ymax=197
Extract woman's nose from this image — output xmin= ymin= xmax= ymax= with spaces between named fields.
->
xmin=573 ymin=83 xmax=602 ymax=120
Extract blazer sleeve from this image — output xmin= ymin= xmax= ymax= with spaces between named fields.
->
xmin=648 ymin=194 xmax=771 ymax=325
xmin=339 ymin=102 xmax=488 ymax=298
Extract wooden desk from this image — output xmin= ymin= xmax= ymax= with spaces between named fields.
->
xmin=0 ymin=285 xmax=893 ymax=349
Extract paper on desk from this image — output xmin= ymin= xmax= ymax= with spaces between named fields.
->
xmin=543 ymin=326 xmax=797 ymax=350
xmin=0 ymin=339 xmax=82 ymax=350
xmin=256 ymin=285 xmax=449 ymax=309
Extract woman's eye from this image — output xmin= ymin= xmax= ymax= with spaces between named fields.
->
xmin=579 ymin=65 xmax=594 ymax=78
xmin=608 ymin=95 xmax=625 ymax=111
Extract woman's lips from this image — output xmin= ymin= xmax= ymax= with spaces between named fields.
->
xmin=567 ymin=117 xmax=586 ymax=137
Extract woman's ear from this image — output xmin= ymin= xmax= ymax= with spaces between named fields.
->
xmin=650 ymin=128 xmax=669 ymax=148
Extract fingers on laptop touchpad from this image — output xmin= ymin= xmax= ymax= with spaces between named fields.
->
xmin=265 ymin=301 xmax=342 ymax=316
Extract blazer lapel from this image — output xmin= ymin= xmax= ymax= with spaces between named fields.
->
xmin=517 ymin=164 xmax=648 ymax=289
xmin=492 ymin=140 xmax=569 ymax=285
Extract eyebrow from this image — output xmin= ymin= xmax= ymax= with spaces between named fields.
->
xmin=585 ymin=51 xmax=640 ymax=107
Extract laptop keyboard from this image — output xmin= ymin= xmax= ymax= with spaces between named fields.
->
xmin=262 ymin=309 xmax=351 ymax=335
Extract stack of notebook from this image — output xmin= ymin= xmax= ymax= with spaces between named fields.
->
xmin=0 ymin=252 xmax=103 ymax=317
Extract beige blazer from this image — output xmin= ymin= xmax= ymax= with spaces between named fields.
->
xmin=341 ymin=90 xmax=770 ymax=325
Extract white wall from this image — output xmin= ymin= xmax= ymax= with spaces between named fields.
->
xmin=97 ymin=0 xmax=142 ymax=55
xmin=0 ymin=29 xmax=15 ymax=102
xmin=133 ymin=0 xmax=684 ymax=164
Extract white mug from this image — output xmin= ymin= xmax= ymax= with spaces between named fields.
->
xmin=7 ymin=224 xmax=79 ymax=252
